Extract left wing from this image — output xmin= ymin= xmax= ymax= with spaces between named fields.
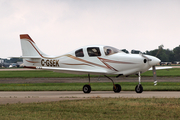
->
xmin=40 ymin=67 xmax=108 ymax=75
xmin=148 ymin=66 xmax=172 ymax=70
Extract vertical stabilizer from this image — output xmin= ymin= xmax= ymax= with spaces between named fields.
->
xmin=20 ymin=34 xmax=47 ymax=57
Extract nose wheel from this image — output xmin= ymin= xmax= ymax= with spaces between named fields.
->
xmin=135 ymin=84 xmax=143 ymax=93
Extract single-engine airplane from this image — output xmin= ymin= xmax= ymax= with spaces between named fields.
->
xmin=17 ymin=34 xmax=169 ymax=94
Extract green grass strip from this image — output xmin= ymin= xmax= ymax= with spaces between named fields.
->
xmin=0 ymin=82 xmax=180 ymax=91
xmin=0 ymin=98 xmax=180 ymax=119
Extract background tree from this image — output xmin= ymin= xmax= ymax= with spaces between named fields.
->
xmin=145 ymin=45 xmax=176 ymax=62
xmin=173 ymin=45 xmax=180 ymax=61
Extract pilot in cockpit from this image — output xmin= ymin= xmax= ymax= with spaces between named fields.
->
xmin=106 ymin=49 xmax=112 ymax=55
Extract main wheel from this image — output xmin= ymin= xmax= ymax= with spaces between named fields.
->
xmin=83 ymin=85 xmax=91 ymax=93
xmin=135 ymin=84 xmax=143 ymax=93
xmin=113 ymin=84 xmax=121 ymax=93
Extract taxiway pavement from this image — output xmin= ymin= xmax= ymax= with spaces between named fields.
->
xmin=0 ymin=91 xmax=180 ymax=104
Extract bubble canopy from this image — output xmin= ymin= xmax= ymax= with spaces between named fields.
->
xmin=103 ymin=46 xmax=122 ymax=55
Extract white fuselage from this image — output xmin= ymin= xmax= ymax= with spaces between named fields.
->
xmin=23 ymin=45 xmax=160 ymax=75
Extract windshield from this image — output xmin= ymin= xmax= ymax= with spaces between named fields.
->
xmin=104 ymin=46 xmax=121 ymax=55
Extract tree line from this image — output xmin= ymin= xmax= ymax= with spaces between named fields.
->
xmin=145 ymin=45 xmax=180 ymax=63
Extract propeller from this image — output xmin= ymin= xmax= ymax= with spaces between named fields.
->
xmin=152 ymin=66 xmax=157 ymax=86
xmin=140 ymin=53 xmax=152 ymax=62
xmin=140 ymin=53 xmax=158 ymax=86
xmin=153 ymin=45 xmax=163 ymax=85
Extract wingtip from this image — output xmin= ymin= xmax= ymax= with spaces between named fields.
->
xmin=20 ymin=34 xmax=35 ymax=43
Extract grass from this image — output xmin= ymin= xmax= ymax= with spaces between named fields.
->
xmin=0 ymin=68 xmax=179 ymax=78
xmin=0 ymin=70 xmax=85 ymax=78
xmin=0 ymin=98 xmax=180 ymax=119
xmin=0 ymin=82 xmax=180 ymax=91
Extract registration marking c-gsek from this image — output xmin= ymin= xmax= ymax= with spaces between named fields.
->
xmin=41 ymin=59 xmax=59 ymax=67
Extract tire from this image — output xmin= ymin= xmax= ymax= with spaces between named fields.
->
xmin=135 ymin=84 xmax=143 ymax=93
xmin=113 ymin=84 xmax=121 ymax=93
xmin=83 ymin=85 xmax=91 ymax=93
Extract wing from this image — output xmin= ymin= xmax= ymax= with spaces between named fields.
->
xmin=41 ymin=67 xmax=108 ymax=75
xmin=148 ymin=66 xmax=172 ymax=70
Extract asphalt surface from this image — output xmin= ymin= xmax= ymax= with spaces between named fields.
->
xmin=0 ymin=91 xmax=180 ymax=104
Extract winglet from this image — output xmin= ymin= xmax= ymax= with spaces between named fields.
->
xmin=20 ymin=34 xmax=35 ymax=43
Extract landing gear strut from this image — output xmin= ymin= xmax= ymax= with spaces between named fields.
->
xmin=135 ymin=72 xmax=143 ymax=93
xmin=104 ymin=75 xmax=121 ymax=93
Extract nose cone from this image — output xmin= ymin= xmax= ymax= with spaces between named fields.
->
xmin=148 ymin=56 xmax=161 ymax=66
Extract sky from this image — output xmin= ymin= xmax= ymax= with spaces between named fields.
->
xmin=0 ymin=0 xmax=180 ymax=57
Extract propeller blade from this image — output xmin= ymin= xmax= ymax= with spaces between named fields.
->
xmin=139 ymin=53 xmax=152 ymax=62
xmin=152 ymin=66 xmax=157 ymax=86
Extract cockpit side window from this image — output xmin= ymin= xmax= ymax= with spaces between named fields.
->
xmin=75 ymin=48 xmax=84 ymax=57
xmin=87 ymin=47 xmax=101 ymax=57
xmin=104 ymin=46 xmax=120 ymax=55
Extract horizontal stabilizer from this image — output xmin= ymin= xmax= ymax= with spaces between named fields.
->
xmin=9 ymin=56 xmax=41 ymax=59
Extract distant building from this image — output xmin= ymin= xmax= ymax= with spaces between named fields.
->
xmin=0 ymin=58 xmax=23 ymax=68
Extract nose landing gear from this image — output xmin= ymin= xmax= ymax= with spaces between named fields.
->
xmin=135 ymin=84 xmax=143 ymax=93
xmin=135 ymin=72 xmax=143 ymax=93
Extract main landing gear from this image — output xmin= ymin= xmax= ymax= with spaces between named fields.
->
xmin=104 ymin=75 xmax=121 ymax=93
xmin=82 ymin=74 xmax=121 ymax=93
xmin=135 ymin=72 xmax=143 ymax=93
xmin=83 ymin=74 xmax=91 ymax=93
